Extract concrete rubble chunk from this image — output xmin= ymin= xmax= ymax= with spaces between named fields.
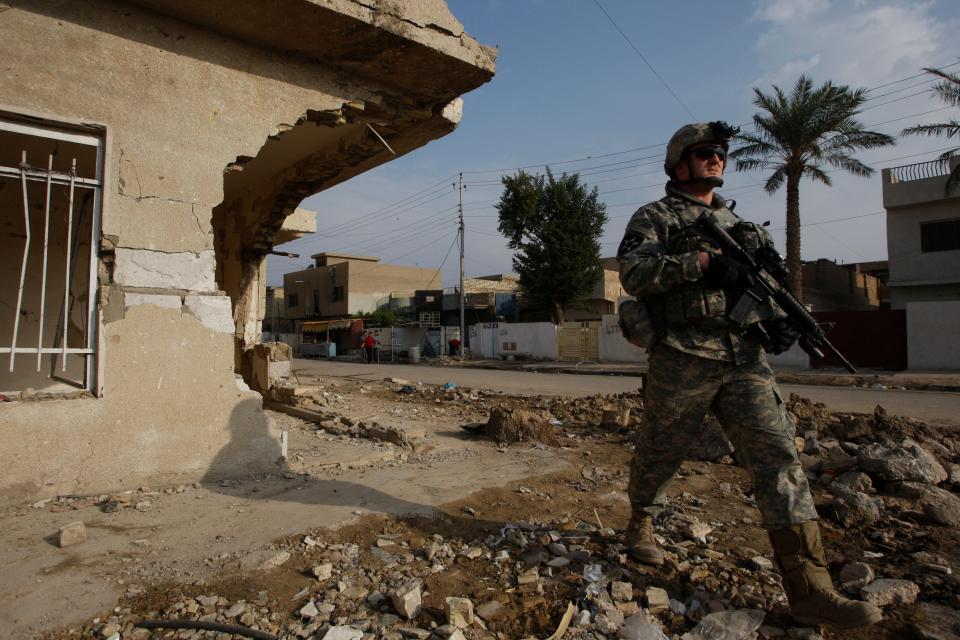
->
xmin=312 ymin=562 xmax=333 ymax=580
xmin=389 ymin=579 xmax=422 ymax=619
xmin=828 ymin=488 xmax=881 ymax=526
xmin=644 ymin=587 xmax=670 ymax=613
xmin=475 ymin=600 xmax=506 ymax=620
xmin=611 ymin=581 xmax=633 ymax=602
xmin=892 ymin=482 xmax=960 ymax=526
xmin=857 ymin=439 xmax=947 ymax=485
xmin=321 ymin=626 xmax=363 ymax=640
xmin=445 ymin=596 xmax=474 ymax=627
xmin=182 ymin=294 xmax=234 ymax=334
xmin=832 ymin=471 xmax=873 ymax=494
xmin=618 ymin=611 xmax=670 ymax=640
xmin=238 ymin=549 xmax=291 ymax=571
xmin=680 ymin=609 xmax=766 ymax=640
xmin=298 ymin=601 xmax=319 ymax=619
xmin=839 ymin=562 xmax=875 ymax=593
xmin=57 ymin=521 xmax=87 ymax=547
xmin=860 ymin=578 xmax=920 ymax=607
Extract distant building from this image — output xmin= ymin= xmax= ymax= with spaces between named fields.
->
xmin=283 ymin=253 xmax=439 ymax=322
xmin=882 ymin=158 xmax=960 ymax=307
xmin=801 ymin=259 xmax=883 ymax=311
xmin=882 ymin=158 xmax=960 ymax=369
xmin=443 ymin=275 xmax=519 ymax=325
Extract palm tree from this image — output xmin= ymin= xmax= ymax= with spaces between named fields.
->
xmin=730 ymin=75 xmax=895 ymax=299
xmin=901 ymin=63 xmax=960 ymax=194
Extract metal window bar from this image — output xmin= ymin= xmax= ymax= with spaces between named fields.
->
xmin=1 ymin=118 xmax=103 ymax=391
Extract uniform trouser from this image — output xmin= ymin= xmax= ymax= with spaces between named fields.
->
xmin=629 ymin=345 xmax=817 ymax=530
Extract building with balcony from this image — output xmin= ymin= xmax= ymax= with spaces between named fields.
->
xmin=882 ymin=158 xmax=960 ymax=368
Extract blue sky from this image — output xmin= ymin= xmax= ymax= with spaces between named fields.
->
xmin=268 ymin=0 xmax=959 ymax=288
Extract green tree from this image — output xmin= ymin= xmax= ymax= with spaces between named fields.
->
xmin=901 ymin=63 xmax=960 ymax=194
xmin=357 ymin=308 xmax=400 ymax=326
xmin=495 ymin=168 xmax=607 ymax=322
xmin=730 ymin=75 xmax=895 ymax=299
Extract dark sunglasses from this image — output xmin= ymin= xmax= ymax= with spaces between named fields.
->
xmin=690 ymin=146 xmax=726 ymax=161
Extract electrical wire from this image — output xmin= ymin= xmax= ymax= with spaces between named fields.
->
xmin=591 ymin=0 xmax=696 ymax=119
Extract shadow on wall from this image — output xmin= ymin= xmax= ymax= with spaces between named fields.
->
xmin=200 ymin=400 xmax=505 ymax=540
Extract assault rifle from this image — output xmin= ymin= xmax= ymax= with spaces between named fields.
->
xmin=693 ymin=212 xmax=857 ymax=373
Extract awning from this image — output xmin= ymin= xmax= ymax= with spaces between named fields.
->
xmin=301 ymin=319 xmax=354 ymax=332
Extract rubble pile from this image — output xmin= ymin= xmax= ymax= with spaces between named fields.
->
xmin=33 ymin=381 xmax=960 ymax=639
xmin=63 ymin=484 xmax=951 ymax=640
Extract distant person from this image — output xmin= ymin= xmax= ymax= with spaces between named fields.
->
xmin=362 ymin=332 xmax=376 ymax=363
xmin=616 ymin=121 xmax=880 ymax=629
xmin=448 ymin=336 xmax=461 ymax=357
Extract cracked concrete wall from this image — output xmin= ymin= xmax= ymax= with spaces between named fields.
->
xmin=0 ymin=0 xmax=494 ymax=504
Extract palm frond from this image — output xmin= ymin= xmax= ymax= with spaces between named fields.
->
xmin=902 ymin=120 xmax=960 ymax=139
xmin=802 ymin=165 xmax=832 ymax=185
xmin=764 ymin=168 xmax=786 ymax=193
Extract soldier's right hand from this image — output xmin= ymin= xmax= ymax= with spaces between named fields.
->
xmin=702 ymin=253 xmax=754 ymax=290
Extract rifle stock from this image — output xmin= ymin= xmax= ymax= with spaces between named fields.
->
xmin=693 ymin=213 xmax=857 ymax=374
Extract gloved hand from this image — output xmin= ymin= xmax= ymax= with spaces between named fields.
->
xmin=763 ymin=318 xmax=801 ymax=354
xmin=702 ymin=253 xmax=754 ymax=290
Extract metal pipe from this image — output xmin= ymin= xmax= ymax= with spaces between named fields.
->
xmin=10 ymin=151 xmax=31 ymax=372
xmin=63 ymin=159 xmax=76 ymax=371
xmin=135 ymin=620 xmax=278 ymax=640
xmin=37 ymin=154 xmax=53 ymax=371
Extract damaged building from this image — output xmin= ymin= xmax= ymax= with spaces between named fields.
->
xmin=0 ymin=0 xmax=495 ymax=504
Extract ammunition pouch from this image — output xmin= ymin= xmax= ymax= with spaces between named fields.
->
xmin=647 ymin=282 xmax=728 ymax=326
xmin=618 ymin=299 xmax=658 ymax=349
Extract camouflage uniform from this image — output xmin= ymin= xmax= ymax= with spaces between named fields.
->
xmin=617 ymin=183 xmax=817 ymax=530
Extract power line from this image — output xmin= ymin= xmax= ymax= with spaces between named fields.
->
xmin=591 ymin=0 xmax=696 ymax=119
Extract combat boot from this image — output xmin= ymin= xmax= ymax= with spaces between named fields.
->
xmin=625 ymin=513 xmax=664 ymax=566
xmin=768 ymin=520 xmax=882 ymax=629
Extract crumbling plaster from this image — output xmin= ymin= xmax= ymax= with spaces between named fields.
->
xmin=0 ymin=305 xmax=279 ymax=504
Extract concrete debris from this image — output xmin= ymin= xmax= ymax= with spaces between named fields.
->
xmin=839 ymin=562 xmax=876 ymax=593
xmin=237 ymin=549 xmax=291 ymax=571
xmin=857 ymin=439 xmax=948 ymax=484
xmin=56 ymin=521 xmax=87 ymax=547
xmin=618 ymin=611 xmax=669 ymax=639
xmin=28 ymin=377 xmax=960 ymax=640
xmin=444 ymin=596 xmax=474 ymax=627
xmin=321 ymin=626 xmax=363 ymax=640
xmin=680 ymin=609 xmax=766 ymax=639
xmin=484 ymin=405 xmax=558 ymax=445
xmin=891 ymin=481 xmax=960 ymax=526
xmin=860 ymin=578 xmax=920 ymax=607
xmin=388 ymin=579 xmax=422 ymax=619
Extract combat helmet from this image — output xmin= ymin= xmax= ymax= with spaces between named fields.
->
xmin=664 ymin=121 xmax=740 ymax=184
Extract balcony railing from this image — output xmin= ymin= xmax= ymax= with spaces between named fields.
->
xmin=887 ymin=158 xmax=951 ymax=184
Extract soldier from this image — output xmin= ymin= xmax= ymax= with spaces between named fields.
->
xmin=616 ymin=122 xmax=881 ymax=629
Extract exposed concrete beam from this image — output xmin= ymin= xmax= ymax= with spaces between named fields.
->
xmin=274 ymin=207 xmax=317 ymax=245
xmin=123 ymin=0 xmax=496 ymax=100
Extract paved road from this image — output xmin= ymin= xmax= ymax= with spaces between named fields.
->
xmin=292 ymin=359 xmax=960 ymax=427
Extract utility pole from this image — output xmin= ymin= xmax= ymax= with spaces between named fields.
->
xmin=457 ymin=172 xmax=465 ymax=357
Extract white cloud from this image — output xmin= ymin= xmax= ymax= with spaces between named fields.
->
xmin=751 ymin=1 xmax=951 ymax=90
xmin=752 ymin=0 xmax=831 ymax=24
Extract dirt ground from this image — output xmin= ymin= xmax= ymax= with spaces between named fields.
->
xmin=4 ymin=373 xmax=960 ymax=640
